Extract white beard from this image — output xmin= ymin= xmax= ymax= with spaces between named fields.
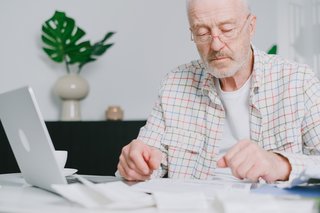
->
xmin=205 ymin=63 xmax=239 ymax=78
xmin=203 ymin=49 xmax=251 ymax=79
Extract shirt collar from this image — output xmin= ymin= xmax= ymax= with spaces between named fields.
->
xmin=251 ymin=45 xmax=265 ymax=91
xmin=201 ymin=68 xmax=215 ymax=93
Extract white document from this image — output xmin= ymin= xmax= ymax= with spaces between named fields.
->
xmin=153 ymin=191 xmax=208 ymax=210
xmin=216 ymin=192 xmax=315 ymax=213
xmin=51 ymin=175 xmax=315 ymax=212
xmin=52 ymin=181 xmax=155 ymax=209
xmin=131 ymin=178 xmax=252 ymax=199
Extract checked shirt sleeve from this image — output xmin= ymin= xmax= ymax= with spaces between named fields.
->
xmin=137 ymin=76 xmax=169 ymax=178
xmin=276 ymin=68 xmax=320 ymax=183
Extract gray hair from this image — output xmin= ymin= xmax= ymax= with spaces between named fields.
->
xmin=186 ymin=0 xmax=251 ymax=14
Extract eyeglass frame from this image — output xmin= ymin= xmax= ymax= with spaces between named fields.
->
xmin=190 ymin=14 xmax=252 ymax=44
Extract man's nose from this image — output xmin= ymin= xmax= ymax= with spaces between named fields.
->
xmin=210 ymin=35 xmax=225 ymax=51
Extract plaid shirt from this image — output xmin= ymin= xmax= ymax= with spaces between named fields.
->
xmin=137 ymin=46 xmax=320 ymax=182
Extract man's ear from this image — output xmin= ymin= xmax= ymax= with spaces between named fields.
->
xmin=249 ymin=15 xmax=257 ymax=40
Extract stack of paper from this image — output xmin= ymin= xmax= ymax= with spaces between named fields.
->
xmin=52 ymin=176 xmax=316 ymax=212
xmin=52 ymin=181 xmax=154 ymax=209
xmin=52 ymin=178 xmax=210 ymax=210
xmin=131 ymin=178 xmax=252 ymax=199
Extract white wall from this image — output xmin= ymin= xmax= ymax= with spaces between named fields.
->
xmin=277 ymin=0 xmax=320 ymax=76
xmin=249 ymin=0 xmax=278 ymax=51
xmin=0 ymin=0 xmax=277 ymax=121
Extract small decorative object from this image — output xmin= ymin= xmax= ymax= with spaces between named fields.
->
xmin=41 ymin=11 xmax=115 ymax=120
xmin=106 ymin=106 xmax=124 ymax=121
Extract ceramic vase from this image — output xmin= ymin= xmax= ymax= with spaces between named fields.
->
xmin=54 ymin=73 xmax=89 ymax=121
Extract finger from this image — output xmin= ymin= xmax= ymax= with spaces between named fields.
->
xmin=129 ymin=151 xmax=151 ymax=175
xmin=143 ymin=151 xmax=150 ymax=162
xmin=118 ymin=154 xmax=132 ymax=178
xmin=227 ymin=145 xmax=253 ymax=178
xmin=147 ymin=149 xmax=162 ymax=170
xmin=224 ymin=140 xmax=250 ymax=166
xmin=217 ymin=157 xmax=227 ymax=168
xmin=117 ymin=163 xmax=128 ymax=179
xmin=121 ymin=145 xmax=135 ymax=168
xmin=121 ymin=149 xmax=149 ymax=176
xmin=119 ymin=158 xmax=151 ymax=181
xmin=234 ymin=155 xmax=255 ymax=179
xmin=119 ymin=152 xmax=150 ymax=180
xmin=245 ymin=165 xmax=263 ymax=182
xmin=120 ymin=154 xmax=137 ymax=171
xmin=142 ymin=151 xmax=153 ymax=175
xmin=127 ymin=145 xmax=151 ymax=175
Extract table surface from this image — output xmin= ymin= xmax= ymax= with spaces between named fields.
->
xmin=0 ymin=173 xmax=161 ymax=213
xmin=0 ymin=173 xmax=318 ymax=213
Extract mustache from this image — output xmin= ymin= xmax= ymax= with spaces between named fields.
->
xmin=207 ymin=52 xmax=229 ymax=61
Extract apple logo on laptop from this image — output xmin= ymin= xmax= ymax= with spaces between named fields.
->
xmin=18 ymin=129 xmax=31 ymax=152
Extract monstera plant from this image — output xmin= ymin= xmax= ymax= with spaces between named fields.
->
xmin=41 ymin=10 xmax=115 ymax=121
xmin=41 ymin=10 xmax=115 ymax=73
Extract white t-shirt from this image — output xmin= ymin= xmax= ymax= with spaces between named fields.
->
xmin=214 ymin=76 xmax=252 ymax=177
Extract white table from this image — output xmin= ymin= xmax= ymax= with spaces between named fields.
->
xmin=0 ymin=173 xmax=210 ymax=213
xmin=0 ymin=173 xmax=317 ymax=213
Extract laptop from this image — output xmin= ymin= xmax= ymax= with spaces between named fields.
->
xmin=0 ymin=86 xmax=74 ymax=192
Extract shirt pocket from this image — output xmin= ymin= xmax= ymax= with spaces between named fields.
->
xmin=262 ymin=125 xmax=299 ymax=152
xmin=161 ymin=127 xmax=204 ymax=178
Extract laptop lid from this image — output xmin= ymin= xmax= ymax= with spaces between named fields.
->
xmin=0 ymin=86 xmax=67 ymax=191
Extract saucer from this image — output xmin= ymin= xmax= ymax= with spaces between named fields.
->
xmin=63 ymin=168 xmax=78 ymax=176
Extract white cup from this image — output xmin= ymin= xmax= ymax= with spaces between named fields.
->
xmin=54 ymin=150 xmax=68 ymax=169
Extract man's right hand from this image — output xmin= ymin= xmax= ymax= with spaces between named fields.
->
xmin=117 ymin=139 xmax=162 ymax=181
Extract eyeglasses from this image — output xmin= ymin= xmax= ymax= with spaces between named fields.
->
xmin=190 ymin=14 xmax=251 ymax=44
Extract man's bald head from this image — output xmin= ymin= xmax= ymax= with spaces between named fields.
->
xmin=186 ymin=0 xmax=251 ymax=16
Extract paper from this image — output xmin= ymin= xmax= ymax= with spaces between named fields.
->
xmin=52 ymin=181 xmax=155 ymax=209
xmin=215 ymin=192 xmax=315 ymax=213
xmin=51 ymin=176 xmax=316 ymax=212
xmin=131 ymin=178 xmax=252 ymax=199
xmin=153 ymin=191 xmax=208 ymax=210
xmin=52 ymin=175 xmax=251 ymax=210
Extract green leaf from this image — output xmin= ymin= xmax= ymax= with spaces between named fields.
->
xmin=268 ymin=44 xmax=277 ymax=54
xmin=92 ymin=43 xmax=114 ymax=56
xmin=100 ymin=32 xmax=115 ymax=43
xmin=78 ymin=32 xmax=115 ymax=71
xmin=43 ymin=47 xmax=63 ymax=62
xmin=41 ymin=35 xmax=56 ymax=47
xmin=41 ymin=10 xmax=91 ymax=67
xmin=67 ymin=41 xmax=93 ymax=64
xmin=41 ymin=10 xmax=116 ymax=73
xmin=78 ymin=58 xmax=96 ymax=71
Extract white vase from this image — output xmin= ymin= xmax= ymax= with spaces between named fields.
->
xmin=54 ymin=73 xmax=89 ymax=121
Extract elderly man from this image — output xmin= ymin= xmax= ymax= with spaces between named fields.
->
xmin=117 ymin=0 xmax=320 ymax=183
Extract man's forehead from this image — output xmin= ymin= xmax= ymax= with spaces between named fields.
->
xmin=188 ymin=0 xmax=246 ymax=18
xmin=188 ymin=0 xmax=247 ymax=23
xmin=189 ymin=8 xmax=240 ymax=27
xmin=188 ymin=0 xmax=247 ymax=10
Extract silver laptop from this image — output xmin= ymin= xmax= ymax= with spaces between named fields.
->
xmin=0 ymin=86 xmax=70 ymax=192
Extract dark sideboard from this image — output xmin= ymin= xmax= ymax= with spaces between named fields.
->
xmin=0 ymin=120 xmax=146 ymax=175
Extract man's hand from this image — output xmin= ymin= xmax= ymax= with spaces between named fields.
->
xmin=217 ymin=140 xmax=291 ymax=182
xmin=117 ymin=139 xmax=162 ymax=181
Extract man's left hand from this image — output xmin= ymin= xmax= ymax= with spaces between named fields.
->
xmin=217 ymin=139 xmax=291 ymax=182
